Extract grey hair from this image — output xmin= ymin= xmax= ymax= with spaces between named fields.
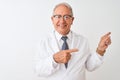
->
xmin=53 ymin=2 xmax=73 ymax=16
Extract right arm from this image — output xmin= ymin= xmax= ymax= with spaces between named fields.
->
xmin=34 ymin=41 xmax=60 ymax=77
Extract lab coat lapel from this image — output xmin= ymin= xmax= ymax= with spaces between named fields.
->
xmin=67 ymin=32 xmax=80 ymax=67
xmin=70 ymin=32 xmax=79 ymax=49
xmin=50 ymin=32 xmax=60 ymax=54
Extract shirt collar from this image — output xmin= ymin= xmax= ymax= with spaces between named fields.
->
xmin=54 ymin=30 xmax=72 ymax=41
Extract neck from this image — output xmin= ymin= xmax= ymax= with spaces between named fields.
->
xmin=59 ymin=30 xmax=70 ymax=36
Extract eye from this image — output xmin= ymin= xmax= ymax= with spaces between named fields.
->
xmin=53 ymin=15 xmax=61 ymax=19
xmin=64 ymin=16 xmax=70 ymax=19
xmin=64 ymin=15 xmax=72 ymax=20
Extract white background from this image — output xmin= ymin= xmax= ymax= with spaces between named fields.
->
xmin=0 ymin=0 xmax=120 ymax=80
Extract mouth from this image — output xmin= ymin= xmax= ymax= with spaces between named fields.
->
xmin=58 ymin=24 xmax=67 ymax=28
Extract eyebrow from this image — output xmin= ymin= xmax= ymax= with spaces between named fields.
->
xmin=53 ymin=14 xmax=72 ymax=16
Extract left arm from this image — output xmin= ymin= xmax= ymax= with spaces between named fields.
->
xmin=86 ymin=32 xmax=111 ymax=71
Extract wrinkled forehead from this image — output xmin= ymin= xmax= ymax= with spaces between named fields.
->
xmin=53 ymin=3 xmax=73 ymax=16
xmin=53 ymin=5 xmax=72 ymax=15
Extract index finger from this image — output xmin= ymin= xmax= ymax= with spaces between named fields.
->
xmin=65 ymin=49 xmax=79 ymax=53
xmin=104 ymin=32 xmax=111 ymax=37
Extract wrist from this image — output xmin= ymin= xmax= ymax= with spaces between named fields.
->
xmin=53 ymin=54 xmax=59 ymax=63
xmin=96 ymin=48 xmax=106 ymax=56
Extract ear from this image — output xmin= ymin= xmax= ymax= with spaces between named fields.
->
xmin=51 ymin=16 xmax=53 ymax=20
xmin=72 ymin=17 xmax=74 ymax=21
xmin=71 ymin=17 xmax=74 ymax=25
xmin=51 ymin=16 xmax=54 ymax=23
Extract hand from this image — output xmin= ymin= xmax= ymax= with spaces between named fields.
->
xmin=97 ymin=32 xmax=111 ymax=56
xmin=53 ymin=49 xmax=78 ymax=63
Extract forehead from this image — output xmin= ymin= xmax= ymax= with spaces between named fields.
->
xmin=54 ymin=5 xmax=71 ymax=15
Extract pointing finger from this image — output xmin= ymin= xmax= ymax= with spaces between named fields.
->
xmin=65 ymin=49 xmax=79 ymax=53
xmin=103 ymin=32 xmax=111 ymax=38
xmin=101 ymin=32 xmax=111 ymax=41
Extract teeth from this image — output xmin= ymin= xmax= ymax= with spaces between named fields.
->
xmin=59 ymin=25 xmax=66 ymax=27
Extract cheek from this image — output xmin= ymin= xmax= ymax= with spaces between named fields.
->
xmin=67 ymin=21 xmax=73 ymax=27
xmin=52 ymin=20 xmax=58 ymax=25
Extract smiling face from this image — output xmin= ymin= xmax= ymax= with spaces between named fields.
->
xmin=51 ymin=5 xmax=74 ymax=35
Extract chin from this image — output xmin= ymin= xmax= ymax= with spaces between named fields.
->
xmin=61 ymin=31 xmax=69 ymax=35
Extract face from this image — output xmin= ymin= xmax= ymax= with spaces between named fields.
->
xmin=51 ymin=5 xmax=74 ymax=35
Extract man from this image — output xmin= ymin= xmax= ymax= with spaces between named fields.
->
xmin=34 ymin=2 xmax=111 ymax=80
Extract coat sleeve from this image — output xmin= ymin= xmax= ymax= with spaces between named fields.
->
xmin=34 ymin=39 xmax=60 ymax=77
xmin=85 ymin=40 xmax=104 ymax=71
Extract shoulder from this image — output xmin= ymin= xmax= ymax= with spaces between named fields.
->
xmin=39 ymin=31 xmax=54 ymax=43
xmin=72 ymin=31 xmax=88 ymax=42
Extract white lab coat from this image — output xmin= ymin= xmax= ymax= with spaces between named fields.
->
xmin=34 ymin=30 xmax=103 ymax=80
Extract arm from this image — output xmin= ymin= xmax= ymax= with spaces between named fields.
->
xmin=34 ymin=41 xmax=60 ymax=77
xmin=86 ymin=32 xmax=111 ymax=71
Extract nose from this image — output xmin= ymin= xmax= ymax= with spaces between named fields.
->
xmin=59 ymin=17 xmax=66 ymax=23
